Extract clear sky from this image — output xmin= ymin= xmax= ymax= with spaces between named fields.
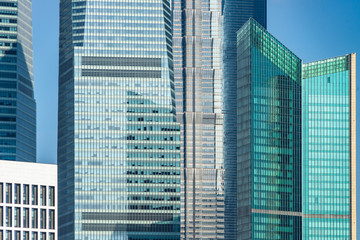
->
xmin=32 ymin=0 xmax=360 ymax=230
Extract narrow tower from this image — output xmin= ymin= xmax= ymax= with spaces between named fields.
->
xmin=172 ymin=0 xmax=225 ymax=239
xmin=222 ymin=1 xmax=267 ymax=238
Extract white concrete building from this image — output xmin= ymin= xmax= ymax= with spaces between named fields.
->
xmin=0 ymin=160 xmax=57 ymax=240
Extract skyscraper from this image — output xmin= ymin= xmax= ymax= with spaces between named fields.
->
xmin=173 ymin=0 xmax=267 ymax=238
xmin=236 ymin=18 xmax=302 ymax=239
xmin=0 ymin=0 xmax=36 ymax=162
xmin=302 ymin=54 xmax=356 ymax=239
xmin=58 ymin=1 xmax=181 ymax=239
xmin=172 ymin=0 xmax=225 ymax=239
xmin=222 ymin=1 xmax=267 ymax=239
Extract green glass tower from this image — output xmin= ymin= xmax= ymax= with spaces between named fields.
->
xmin=58 ymin=0 xmax=181 ymax=239
xmin=236 ymin=18 xmax=302 ymax=239
xmin=302 ymin=54 xmax=356 ymax=239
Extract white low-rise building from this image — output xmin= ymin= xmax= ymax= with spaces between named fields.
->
xmin=0 ymin=160 xmax=57 ymax=240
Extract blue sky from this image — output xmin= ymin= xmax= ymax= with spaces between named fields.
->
xmin=32 ymin=0 xmax=360 ymax=230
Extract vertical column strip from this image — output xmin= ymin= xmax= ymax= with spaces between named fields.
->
xmin=350 ymin=53 xmax=357 ymax=240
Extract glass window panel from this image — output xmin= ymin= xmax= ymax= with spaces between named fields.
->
xmin=40 ymin=186 xmax=46 ymax=206
xmin=6 ymin=183 xmax=12 ymax=203
xmin=32 ymin=209 xmax=38 ymax=228
xmin=14 ymin=207 xmax=20 ymax=227
xmin=49 ymin=210 xmax=55 ymax=229
xmin=49 ymin=187 xmax=55 ymax=207
xmin=14 ymin=184 xmax=20 ymax=204
xmin=23 ymin=185 xmax=29 ymax=205
xmin=0 ymin=183 xmax=3 ymax=203
xmin=32 ymin=232 xmax=38 ymax=240
xmin=32 ymin=186 xmax=38 ymax=205
xmin=0 ymin=207 xmax=2 ymax=227
xmin=23 ymin=208 xmax=29 ymax=228
xmin=6 ymin=207 xmax=11 ymax=227
xmin=23 ymin=232 xmax=30 ymax=240
xmin=40 ymin=209 xmax=46 ymax=229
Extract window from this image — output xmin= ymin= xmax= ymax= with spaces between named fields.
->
xmin=40 ymin=209 xmax=46 ymax=229
xmin=40 ymin=186 xmax=46 ymax=206
xmin=40 ymin=233 xmax=46 ymax=240
xmin=0 ymin=207 xmax=2 ymax=226
xmin=49 ymin=187 xmax=55 ymax=206
xmin=32 ymin=185 xmax=38 ymax=205
xmin=6 ymin=183 xmax=12 ymax=203
xmin=14 ymin=184 xmax=20 ymax=204
xmin=23 ymin=232 xmax=30 ymax=240
xmin=14 ymin=207 xmax=20 ymax=227
xmin=49 ymin=210 xmax=55 ymax=229
xmin=0 ymin=183 xmax=3 ymax=203
xmin=23 ymin=185 xmax=29 ymax=204
xmin=6 ymin=207 xmax=12 ymax=227
xmin=32 ymin=232 xmax=38 ymax=240
xmin=6 ymin=231 xmax=12 ymax=240
xmin=32 ymin=209 xmax=38 ymax=228
xmin=23 ymin=208 xmax=30 ymax=228
xmin=49 ymin=233 xmax=55 ymax=240
xmin=15 ymin=231 xmax=20 ymax=240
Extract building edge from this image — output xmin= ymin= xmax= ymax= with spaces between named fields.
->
xmin=350 ymin=53 xmax=356 ymax=240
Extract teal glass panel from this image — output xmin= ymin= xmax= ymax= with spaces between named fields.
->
xmin=237 ymin=19 xmax=302 ymax=239
xmin=302 ymin=55 xmax=352 ymax=239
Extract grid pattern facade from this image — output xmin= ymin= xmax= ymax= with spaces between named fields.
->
xmin=172 ymin=0 xmax=225 ymax=239
xmin=58 ymin=0 xmax=181 ymax=239
xmin=302 ymin=54 xmax=356 ymax=239
xmin=236 ymin=19 xmax=302 ymax=240
xmin=0 ymin=183 xmax=56 ymax=240
xmin=0 ymin=0 xmax=36 ymax=162
xmin=222 ymin=1 xmax=267 ymax=239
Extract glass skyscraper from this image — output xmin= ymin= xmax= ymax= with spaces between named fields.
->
xmin=58 ymin=0 xmax=181 ymax=239
xmin=302 ymin=54 xmax=356 ymax=239
xmin=172 ymin=0 xmax=267 ymax=238
xmin=0 ymin=0 xmax=36 ymax=162
xmin=222 ymin=1 xmax=267 ymax=239
xmin=172 ymin=0 xmax=225 ymax=239
xmin=236 ymin=18 xmax=302 ymax=239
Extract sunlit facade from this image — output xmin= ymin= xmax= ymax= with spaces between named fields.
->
xmin=0 ymin=0 xmax=36 ymax=162
xmin=172 ymin=0 xmax=225 ymax=239
xmin=302 ymin=54 xmax=356 ymax=239
xmin=58 ymin=0 xmax=181 ymax=239
xmin=0 ymin=160 xmax=57 ymax=240
xmin=236 ymin=18 xmax=302 ymax=239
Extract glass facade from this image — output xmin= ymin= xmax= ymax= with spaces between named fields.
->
xmin=222 ymin=1 xmax=267 ymax=239
xmin=302 ymin=54 xmax=356 ymax=239
xmin=0 ymin=0 xmax=36 ymax=162
xmin=58 ymin=0 xmax=181 ymax=239
xmin=172 ymin=0 xmax=225 ymax=239
xmin=236 ymin=19 xmax=302 ymax=239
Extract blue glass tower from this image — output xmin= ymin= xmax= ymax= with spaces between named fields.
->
xmin=0 ymin=0 xmax=36 ymax=162
xmin=222 ymin=1 xmax=267 ymax=239
xmin=58 ymin=0 xmax=181 ymax=239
